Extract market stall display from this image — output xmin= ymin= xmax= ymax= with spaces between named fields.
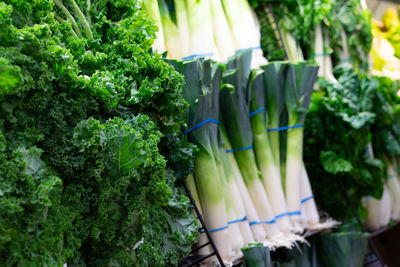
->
xmin=1 ymin=0 xmax=400 ymax=266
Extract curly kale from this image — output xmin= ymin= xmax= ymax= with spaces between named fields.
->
xmin=0 ymin=0 xmax=197 ymax=266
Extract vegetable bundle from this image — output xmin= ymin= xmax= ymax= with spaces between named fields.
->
xmin=143 ymin=0 xmax=267 ymax=66
xmin=0 ymin=0 xmax=198 ymax=266
xmin=168 ymin=47 xmax=336 ymax=265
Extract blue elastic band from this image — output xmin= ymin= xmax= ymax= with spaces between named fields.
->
xmin=340 ymin=57 xmax=353 ymax=62
xmin=182 ymin=53 xmax=214 ymax=60
xmin=388 ymin=174 xmax=396 ymax=179
xmin=309 ymin=53 xmax=329 ymax=57
xmin=235 ymin=46 xmax=262 ymax=53
xmin=249 ymin=107 xmax=265 ymax=117
xmin=364 ymin=196 xmax=372 ymax=202
xmin=301 ymin=195 xmax=314 ymax=204
xmin=228 ymin=216 xmax=247 ymax=224
xmin=249 ymin=218 xmax=277 ymax=226
xmin=286 ymin=211 xmax=301 ymax=216
xmin=267 ymin=124 xmax=304 ymax=132
xmin=274 ymin=212 xmax=289 ymax=220
xmin=183 ymin=118 xmax=219 ymax=135
xmin=199 ymin=225 xmax=228 ymax=234
xmin=226 ymin=145 xmax=253 ymax=153
xmin=396 ymin=168 xmax=400 ymax=173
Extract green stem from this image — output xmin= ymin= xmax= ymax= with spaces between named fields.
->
xmin=53 ymin=0 xmax=83 ymax=38
xmin=86 ymin=0 xmax=91 ymax=25
xmin=70 ymin=0 xmax=93 ymax=40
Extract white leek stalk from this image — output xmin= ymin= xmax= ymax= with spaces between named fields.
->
xmin=386 ymin=160 xmax=400 ymax=221
xmin=174 ymin=0 xmax=191 ymax=58
xmin=185 ymin=0 xmax=219 ymax=61
xmin=186 ymin=174 xmax=212 ymax=256
xmin=220 ymin=150 xmax=255 ymax=246
xmin=158 ymin=0 xmax=182 ymax=59
xmin=214 ymin=151 xmax=244 ymax=259
xmin=365 ymin=184 xmax=392 ymax=231
xmin=142 ymin=0 xmax=166 ymax=53
xmin=221 ymin=0 xmax=267 ymax=67
xmin=194 ymin=151 xmax=232 ymax=263
xmin=225 ymin=148 xmax=267 ymax=243
xmin=300 ymin=163 xmax=339 ymax=230
xmin=285 ymin=127 xmax=304 ymax=233
xmin=209 ymin=0 xmax=235 ymax=62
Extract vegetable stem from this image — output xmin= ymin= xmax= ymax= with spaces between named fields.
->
xmin=53 ymin=0 xmax=83 ymax=38
xmin=70 ymin=0 xmax=93 ymax=40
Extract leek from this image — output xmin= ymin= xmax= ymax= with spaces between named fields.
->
xmin=142 ymin=0 xmax=166 ymax=53
xmin=386 ymin=159 xmax=400 ymax=221
xmin=365 ymin=184 xmax=391 ymax=231
xmin=185 ymin=0 xmax=219 ymax=61
xmin=181 ymin=59 xmax=232 ymax=262
xmin=209 ymin=0 xmax=235 ymax=62
xmin=261 ymin=63 xmax=287 ymax=181
xmin=283 ymin=62 xmax=318 ymax=232
xmin=158 ymin=0 xmax=182 ymax=59
xmin=219 ymin=143 xmax=255 ymax=246
xmin=221 ymin=0 xmax=267 ymax=67
xmin=221 ymin=127 xmax=269 ymax=244
xmin=186 ymin=174 xmax=212 ymax=256
xmin=174 ymin=0 xmax=190 ymax=58
xmin=248 ymin=69 xmax=293 ymax=234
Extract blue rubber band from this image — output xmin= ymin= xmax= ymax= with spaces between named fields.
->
xmin=301 ymin=195 xmax=314 ymax=204
xmin=249 ymin=218 xmax=277 ymax=226
xmin=183 ymin=118 xmax=219 ymax=135
xmin=249 ymin=107 xmax=265 ymax=117
xmin=309 ymin=53 xmax=329 ymax=57
xmin=388 ymin=174 xmax=396 ymax=179
xmin=199 ymin=225 xmax=228 ymax=234
xmin=267 ymin=124 xmax=304 ymax=132
xmin=396 ymin=168 xmax=400 ymax=173
xmin=228 ymin=216 xmax=247 ymax=224
xmin=226 ymin=145 xmax=253 ymax=153
xmin=286 ymin=211 xmax=301 ymax=216
xmin=274 ymin=212 xmax=289 ymax=220
xmin=235 ymin=46 xmax=262 ymax=53
xmin=340 ymin=57 xmax=353 ymax=62
xmin=364 ymin=196 xmax=372 ymax=202
xmin=182 ymin=53 xmax=214 ymax=60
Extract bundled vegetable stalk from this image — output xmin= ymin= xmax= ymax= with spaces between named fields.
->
xmin=144 ymin=0 xmax=266 ymax=65
xmin=220 ymin=50 xmax=292 ymax=247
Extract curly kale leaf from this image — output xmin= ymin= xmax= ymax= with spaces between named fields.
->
xmin=0 ymin=130 xmax=70 ymax=266
xmin=70 ymin=116 xmax=196 ymax=266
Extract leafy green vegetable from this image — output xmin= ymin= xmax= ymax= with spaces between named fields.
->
xmin=0 ymin=0 xmax=197 ymax=265
xmin=304 ymin=66 xmax=384 ymax=219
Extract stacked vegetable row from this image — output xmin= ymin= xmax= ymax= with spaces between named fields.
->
xmin=168 ymin=48 xmax=337 ymax=264
xmin=253 ymin=0 xmax=400 ymax=232
xmin=142 ymin=0 xmax=267 ymax=66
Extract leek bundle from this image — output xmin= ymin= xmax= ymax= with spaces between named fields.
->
xmin=220 ymin=50 xmax=291 ymax=247
xmin=179 ymin=59 xmax=232 ymax=263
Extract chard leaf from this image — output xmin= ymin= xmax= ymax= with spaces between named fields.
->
xmin=320 ymin=151 xmax=353 ymax=174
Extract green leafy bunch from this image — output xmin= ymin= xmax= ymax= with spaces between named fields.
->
xmin=0 ymin=0 xmax=197 ymax=266
xmin=328 ymin=0 xmax=373 ymax=71
xmin=304 ymin=66 xmax=384 ymax=219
